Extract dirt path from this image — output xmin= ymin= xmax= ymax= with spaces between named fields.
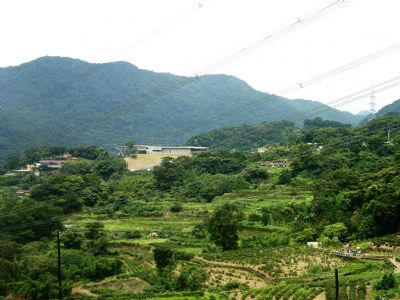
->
xmin=313 ymin=291 xmax=326 ymax=300
xmin=388 ymin=257 xmax=400 ymax=273
xmin=71 ymin=284 xmax=98 ymax=298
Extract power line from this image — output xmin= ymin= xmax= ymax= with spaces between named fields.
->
xmin=77 ymin=0 xmax=354 ymax=136
xmin=163 ymin=74 xmax=400 ymax=146
xmin=0 ymin=0 xmax=354 ymax=151
xmin=110 ymin=45 xmax=400 ymax=147
xmin=180 ymin=76 xmax=400 ymax=149
xmin=292 ymin=75 xmax=400 ymax=121
xmin=278 ymin=41 xmax=400 ymax=95
xmin=195 ymin=0 xmax=353 ymax=75
xmin=0 ymin=1 xmax=205 ymax=129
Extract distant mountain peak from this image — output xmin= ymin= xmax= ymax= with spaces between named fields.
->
xmin=0 ymin=56 xmax=362 ymax=160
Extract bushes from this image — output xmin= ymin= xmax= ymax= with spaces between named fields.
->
xmin=248 ymin=213 xmax=262 ymax=223
xmin=307 ymin=264 xmax=329 ymax=276
xmin=62 ymin=249 xmax=123 ymax=280
xmin=124 ymin=230 xmax=142 ymax=239
xmin=170 ymin=202 xmax=183 ymax=213
xmin=175 ymin=266 xmax=209 ymax=291
xmin=375 ymin=272 xmax=397 ymax=290
xmin=173 ymin=251 xmax=194 ymax=261
xmin=123 ymin=201 xmax=164 ymax=217
xmin=186 ymin=174 xmax=250 ymax=202
xmin=153 ymin=246 xmax=174 ymax=271
xmin=318 ymin=222 xmax=348 ymax=245
xmin=241 ymin=234 xmax=289 ymax=249
xmin=63 ymin=231 xmax=83 ymax=249
xmin=243 ymin=167 xmax=269 ymax=184
xmin=278 ymin=169 xmax=292 ymax=184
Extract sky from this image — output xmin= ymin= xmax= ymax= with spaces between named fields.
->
xmin=1 ymin=0 xmax=400 ymax=114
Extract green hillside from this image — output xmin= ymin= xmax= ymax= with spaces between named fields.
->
xmin=185 ymin=120 xmax=298 ymax=150
xmin=0 ymin=56 xmax=363 ymax=160
xmin=1 ymin=114 xmax=399 ymax=299
xmin=185 ymin=117 xmax=352 ymax=150
xmin=376 ymin=99 xmax=400 ymax=116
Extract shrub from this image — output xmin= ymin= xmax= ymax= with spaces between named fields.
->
xmin=84 ymin=222 xmax=105 ymax=240
xmin=192 ymin=223 xmax=207 ymax=239
xmin=224 ymin=280 xmax=241 ymax=290
xmin=248 ymin=213 xmax=262 ymax=222
xmin=307 ymin=264 xmax=329 ymax=276
xmin=319 ymin=222 xmax=348 ymax=244
xmin=278 ymin=169 xmax=292 ymax=184
xmin=175 ymin=266 xmax=209 ymax=291
xmin=375 ymin=272 xmax=397 ymax=290
xmin=153 ymin=246 xmax=174 ymax=270
xmin=170 ymin=202 xmax=183 ymax=212
xmin=173 ymin=251 xmax=194 ymax=261
xmin=63 ymin=231 xmax=83 ymax=249
xmin=243 ymin=167 xmax=269 ymax=184
xmin=124 ymin=230 xmax=142 ymax=239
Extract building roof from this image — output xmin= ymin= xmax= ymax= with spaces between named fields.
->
xmin=135 ymin=145 xmax=208 ymax=150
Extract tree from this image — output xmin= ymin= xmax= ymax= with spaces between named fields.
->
xmin=175 ymin=266 xmax=209 ymax=291
xmin=185 ymin=174 xmax=249 ymax=202
xmin=62 ymin=159 xmax=94 ymax=175
xmin=278 ymin=169 xmax=292 ymax=184
xmin=207 ymin=203 xmax=243 ymax=250
xmin=95 ymin=147 xmax=108 ymax=158
xmin=153 ymin=157 xmax=185 ymax=191
xmin=153 ymin=246 xmax=174 ymax=271
xmin=84 ymin=222 xmax=105 ymax=240
xmin=125 ymin=141 xmax=137 ymax=158
xmin=243 ymin=167 xmax=269 ymax=184
xmin=94 ymin=157 xmax=127 ymax=179
xmin=375 ymin=273 xmax=397 ymax=290
xmin=0 ymin=201 xmax=63 ymax=243
xmin=304 ymin=117 xmax=351 ymax=129
xmin=63 ymin=231 xmax=83 ymax=249
xmin=319 ymin=222 xmax=348 ymax=244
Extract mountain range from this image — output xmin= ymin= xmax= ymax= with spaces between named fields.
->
xmin=0 ymin=56 xmax=366 ymax=160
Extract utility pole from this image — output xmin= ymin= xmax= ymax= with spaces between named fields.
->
xmin=368 ymin=94 xmax=376 ymax=122
xmin=335 ymin=268 xmax=339 ymax=300
xmin=388 ymin=129 xmax=392 ymax=144
xmin=57 ymin=230 xmax=63 ymax=300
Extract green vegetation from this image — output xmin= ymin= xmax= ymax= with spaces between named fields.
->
xmin=207 ymin=203 xmax=244 ymax=250
xmin=186 ymin=118 xmax=353 ymax=151
xmin=1 ymin=114 xmax=400 ymax=299
xmin=0 ymin=56 xmax=363 ymax=161
xmin=185 ymin=120 xmax=297 ymax=150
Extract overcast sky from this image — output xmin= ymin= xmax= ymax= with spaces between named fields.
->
xmin=1 ymin=0 xmax=400 ymax=114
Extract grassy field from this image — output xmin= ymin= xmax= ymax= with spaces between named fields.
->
xmin=125 ymin=154 xmax=190 ymax=171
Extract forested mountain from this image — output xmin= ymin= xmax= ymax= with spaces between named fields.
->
xmin=0 ymin=56 xmax=363 ymax=160
xmin=375 ymin=99 xmax=400 ymax=116
xmin=358 ymin=100 xmax=400 ymax=124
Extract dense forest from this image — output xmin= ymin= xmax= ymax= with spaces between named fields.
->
xmin=0 ymin=56 xmax=364 ymax=161
xmin=185 ymin=118 xmax=351 ymax=150
xmin=0 ymin=115 xmax=399 ymax=299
